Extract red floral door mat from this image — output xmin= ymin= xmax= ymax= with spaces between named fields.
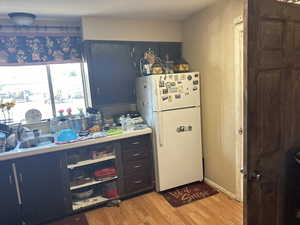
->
xmin=161 ymin=182 xmax=218 ymax=207
xmin=45 ymin=214 xmax=89 ymax=225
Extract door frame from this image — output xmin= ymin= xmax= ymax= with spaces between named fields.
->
xmin=234 ymin=15 xmax=244 ymax=202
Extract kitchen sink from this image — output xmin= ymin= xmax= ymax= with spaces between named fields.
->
xmin=19 ymin=136 xmax=55 ymax=149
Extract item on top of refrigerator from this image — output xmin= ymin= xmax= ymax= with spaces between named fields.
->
xmin=151 ymin=62 xmax=164 ymax=75
xmin=174 ymin=58 xmax=190 ymax=73
xmin=102 ymin=182 xmax=118 ymax=198
xmin=164 ymin=54 xmax=175 ymax=74
xmin=94 ymin=168 xmax=117 ymax=180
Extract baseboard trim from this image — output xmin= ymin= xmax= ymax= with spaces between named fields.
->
xmin=204 ymin=177 xmax=236 ymax=200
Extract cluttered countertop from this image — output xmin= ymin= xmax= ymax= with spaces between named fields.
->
xmin=0 ymin=108 xmax=152 ymax=162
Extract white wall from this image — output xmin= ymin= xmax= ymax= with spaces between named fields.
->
xmin=81 ymin=16 xmax=183 ymax=42
xmin=183 ymin=0 xmax=243 ymax=194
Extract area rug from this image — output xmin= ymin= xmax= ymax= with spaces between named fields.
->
xmin=162 ymin=182 xmax=218 ymax=207
xmin=45 ymin=214 xmax=89 ymax=225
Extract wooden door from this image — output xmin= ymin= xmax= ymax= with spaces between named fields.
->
xmin=246 ymin=0 xmax=300 ymax=224
xmin=17 ymin=153 xmax=69 ymax=225
xmin=0 ymin=162 xmax=21 ymax=225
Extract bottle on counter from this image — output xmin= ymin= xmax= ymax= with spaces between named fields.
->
xmin=125 ymin=114 xmax=134 ymax=132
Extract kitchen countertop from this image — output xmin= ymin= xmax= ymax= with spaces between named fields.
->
xmin=0 ymin=128 xmax=152 ymax=162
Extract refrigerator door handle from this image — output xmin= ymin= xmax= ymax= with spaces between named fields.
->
xmin=157 ymin=113 xmax=164 ymax=147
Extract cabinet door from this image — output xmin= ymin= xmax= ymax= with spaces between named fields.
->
xmin=0 ymin=162 xmax=21 ymax=225
xmin=85 ymin=41 xmax=137 ymax=106
xmin=17 ymin=153 xmax=69 ymax=225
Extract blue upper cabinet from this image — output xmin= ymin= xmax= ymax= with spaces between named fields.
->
xmin=82 ymin=41 xmax=182 ymax=107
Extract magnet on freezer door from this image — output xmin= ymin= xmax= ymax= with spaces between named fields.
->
xmin=162 ymin=96 xmax=168 ymax=101
xmin=175 ymin=94 xmax=181 ymax=99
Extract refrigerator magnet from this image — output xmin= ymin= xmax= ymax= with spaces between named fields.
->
xmin=159 ymin=81 xmax=165 ymax=87
xmin=168 ymin=96 xmax=173 ymax=102
xmin=175 ymin=94 xmax=181 ymax=99
xmin=193 ymin=86 xmax=198 ymax=91
xmin=163 ymin=89 xmax=168 ymax=94
xmin=162 ymin=96 xmax=168 ymax=101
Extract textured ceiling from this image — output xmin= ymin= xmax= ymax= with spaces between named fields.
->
xmin=0 ymin=0 xmax=218 ymax=21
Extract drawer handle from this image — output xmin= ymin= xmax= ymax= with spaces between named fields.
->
xmin=133 ymin=165 xmax=142 ymax=169
xmin=132 ymin=142 xmax=140 ymax=145
xmin=134 ymin=180 xmax=143 ymax=184
xmin=133 ymin=153 xmax=141 ymax=157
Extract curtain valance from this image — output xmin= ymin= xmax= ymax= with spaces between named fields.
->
xmin=0 ymin=24 xmax=82 ymax=65
xmin=0 ymin=35 xmax=82 ymax=65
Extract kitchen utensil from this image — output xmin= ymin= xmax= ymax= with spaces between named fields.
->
xmin=25 ymin=109 xmax=42 ymax=123
xmin=0 ymin=132 xmax=6 ymax=153
xmin=94 ymin=168 xmax=117 ymax=180
xmin=102 ymin=182 xmax=118 ymax=198
xmin=72 ymin=188 xmax=94 ymax=200
xmin=56 ymin=129 xmax=78 ymax=142
xmin=0 ymin=123 xmax=11 ymax=137
xmin=106 ymin=129 xmax=123 ymax=136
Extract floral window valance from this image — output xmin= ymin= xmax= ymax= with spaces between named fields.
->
xmin=0 ymin=35 xmax=82 ymax=65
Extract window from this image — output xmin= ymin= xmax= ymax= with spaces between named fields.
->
xmin=0 ymin=63 xmax=86 ymax=122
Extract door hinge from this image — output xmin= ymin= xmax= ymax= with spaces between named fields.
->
xmin=238 ymin=128 xmax=243 ymax=135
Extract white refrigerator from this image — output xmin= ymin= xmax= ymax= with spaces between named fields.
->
xmin=136 ymin=72 xmax=203 ymax=191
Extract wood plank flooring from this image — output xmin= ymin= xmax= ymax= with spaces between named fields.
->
xmin=85 ymin=192 xmax=243 ymax=225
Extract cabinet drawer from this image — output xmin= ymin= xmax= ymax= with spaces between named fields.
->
xmin=124 ymin=159 xmax=150 ymax=176
xmin=124 ymin=174 xmax=152 ymax=194
xmin=122 ymin=148 xmax=148 ymax=161
xmin=121 ymin=136 xmax=148 ymax=150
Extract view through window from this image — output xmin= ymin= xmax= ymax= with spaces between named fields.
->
xmin=0 ymin=63 xmax=86 ymax=122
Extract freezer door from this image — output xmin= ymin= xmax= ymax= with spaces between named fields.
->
xmin=153 ymin=107 xmax=203 ymax=191
xmin=152 ymin=73 xmax=200 ymax=111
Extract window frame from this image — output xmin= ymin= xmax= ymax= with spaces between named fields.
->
xmin=46 ymin=63 xmax=87 ymax=118
xmin=0 ymin=62 xmax=87 ymax=122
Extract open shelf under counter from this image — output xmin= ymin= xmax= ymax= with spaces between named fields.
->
xmin=67 ymin=155 xmax=116 ymax=169
xmin=70 ymin=176 xmax=118 ymax=191
xmin=72 ymin=195 xmax=118 ymax=211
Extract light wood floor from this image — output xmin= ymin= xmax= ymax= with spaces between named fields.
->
xmin=85 ymin=192 xmax=243 ymax=225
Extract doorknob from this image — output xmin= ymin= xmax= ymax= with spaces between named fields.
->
xmin=240 ymin=168 xmax=248 ymax=178
xmin=238 ymin=128 xmax=243 ymax=135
